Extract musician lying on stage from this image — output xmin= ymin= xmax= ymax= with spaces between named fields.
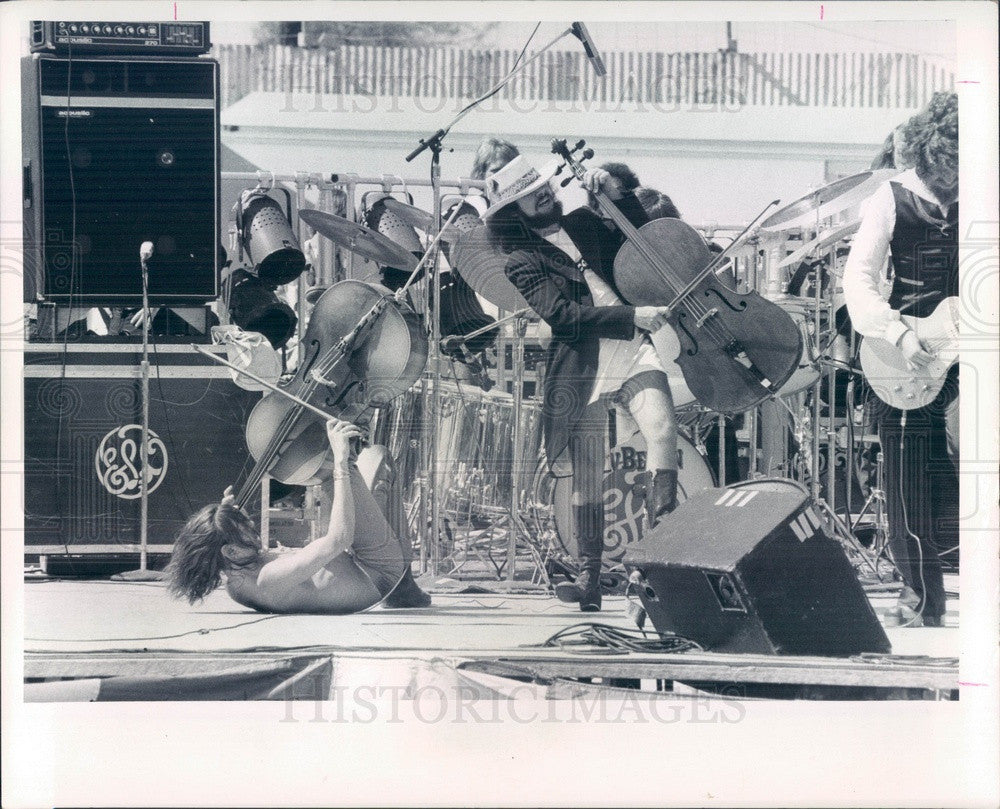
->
xmin=167 ymin=419 xmax=430 ymax=613
xmin=482 ymin=155 xmax=678 ymax=612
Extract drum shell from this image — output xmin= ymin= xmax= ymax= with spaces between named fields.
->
xmin=770 ymin=296 xmax=824 ymax=397
xmin=535 ymin=431 xmax=715 ymax=564
xmin=372 ymin=382 xmax=543 ymax=517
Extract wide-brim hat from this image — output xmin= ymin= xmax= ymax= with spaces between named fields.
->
xmin=481 ymin=156 xmax=557 ymax=220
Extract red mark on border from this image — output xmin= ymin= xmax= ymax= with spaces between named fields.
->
xmin=957 ymin=80 xmax=980 ymax=84
xmin=820 ymin=5 xmax=824 ymax=19
xmin=958 ymin=681 xmax=988 ymax=687
xmin=174 ymin=2 xmax=178 ymax=20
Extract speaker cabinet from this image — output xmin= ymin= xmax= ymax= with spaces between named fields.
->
xmin=22 ymin=54 xmax=219 ymax=303
xmin=623 ymin=482 xmax=891 ymax=656
xmin=23 ymin=345 xmax=258 ymax=553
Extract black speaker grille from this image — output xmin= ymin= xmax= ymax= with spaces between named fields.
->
xmin=29 ymin=56 xmax=219 ymax=302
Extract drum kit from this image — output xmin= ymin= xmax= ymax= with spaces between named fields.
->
xmin=294 ymin=167 xmax=895 ymax=579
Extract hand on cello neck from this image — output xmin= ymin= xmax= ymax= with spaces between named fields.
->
xmin=325 ymin=419 xmax=363 ymax=470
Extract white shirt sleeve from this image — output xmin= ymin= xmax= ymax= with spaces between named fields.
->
xmin=842 ymin=181 xmax=909 ymax=344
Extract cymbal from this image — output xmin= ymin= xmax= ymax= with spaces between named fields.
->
xmin=777 ymin=221 xmax=861 ymax=269
xmin=383 ymin=198 xmax=483 ymax=245
xmin=381 ymin=198 xmax=434 ymax=233
xmin=760 ymin=169 xmax=899 ymax=232
xmin=448 ymin=225 xmax=533 ymax=313
xmin=299 ymin=209 xmax=418 ymax=271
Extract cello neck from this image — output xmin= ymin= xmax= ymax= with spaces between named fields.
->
xmin=551 ymin=138 xmax=688 ymax=297
xmin=230 ymin=293 xmax=392 ymax=515
xmin=589 ymin=187 xmax=644 ymax=242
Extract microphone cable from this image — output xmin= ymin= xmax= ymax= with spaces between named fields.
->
xmin=533 ymin=622 xmax=703 ymax=654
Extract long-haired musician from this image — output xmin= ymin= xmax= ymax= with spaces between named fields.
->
xmin=843 ymin=91 xmax=959 ymax=627
xmin=482 ymin=155 xmax=679 ymax=612
xmin=167 ymin=419 xmax=430 ymax=614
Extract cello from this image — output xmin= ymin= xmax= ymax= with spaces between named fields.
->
xmin=231 ymin=279 xmax=427 ymax=512
xmin=552 ymin=139 xmax=802 ymax=414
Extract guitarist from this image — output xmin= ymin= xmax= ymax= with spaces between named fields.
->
xmin=843 ymin=91 xmax=959 ymax=628
xmin=483 ymin=155 xmax=678 ymax=612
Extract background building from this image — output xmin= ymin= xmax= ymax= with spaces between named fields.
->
xmin=216 ymin=20 xmax=955 ymax=225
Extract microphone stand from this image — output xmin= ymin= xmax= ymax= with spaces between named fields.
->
xmin=405 ymin=25 xmax=580 ymax=579
xmin=113 ymin=244 xmax=163 ymax=582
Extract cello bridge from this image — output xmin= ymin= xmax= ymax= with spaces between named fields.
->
xmin=695 ymin=307 xmax=719 ymax=328
xmin=310 ymin=369 xmax=337 ymax=388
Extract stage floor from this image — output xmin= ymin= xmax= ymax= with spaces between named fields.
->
xmin=22 ymin=572 xmax=960 ymax=701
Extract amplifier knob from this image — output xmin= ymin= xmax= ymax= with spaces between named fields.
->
xmin=103 ymin=24 xmax=112 ymax=34
xmin=81 ymin=24 xmax=90 ymax=33
xmin=126 ymin=26 xmax=135 ymax=35
xmin=137 ymin=26 xmax=146 ymax=34
xmin=114 ymin=25 xmax=124 ymax=35
xmin=69 ymin=24 xmax=79 ymax=33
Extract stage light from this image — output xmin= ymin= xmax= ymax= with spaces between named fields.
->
xmin=234 ymin=188 xmax=306 ymax=287
xmin=227 ymin=269 xmax=297 ymax=350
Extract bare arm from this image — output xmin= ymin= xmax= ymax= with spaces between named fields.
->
xmin=254 ymin=420 xmax=360 ymax=592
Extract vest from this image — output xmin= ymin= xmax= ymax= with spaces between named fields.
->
xmin=887 ymin=181 xmax=958 ymax=318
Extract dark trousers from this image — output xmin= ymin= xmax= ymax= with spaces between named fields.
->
xmin=566 ymin=405 xmax=610 ymax=571
xmin=873 ymin=370 xmax=959 ymax=619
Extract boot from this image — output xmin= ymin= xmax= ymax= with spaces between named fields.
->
xmin=553 ymin=502 xmax=604 ymax=612
xmin=644 ymin=468 xmax=678 ymax=530
xmin=384 ymin=567 xmax=432 ymax=608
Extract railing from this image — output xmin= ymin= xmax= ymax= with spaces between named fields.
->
xmin=214 ymin=43 xmax=955 ymax=111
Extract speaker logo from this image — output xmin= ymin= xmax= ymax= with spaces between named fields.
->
xmin=95 ymin=425 xmax=169 ymax=499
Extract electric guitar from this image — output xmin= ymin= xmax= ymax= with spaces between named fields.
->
xmin=859 ymin=296 xmax=959 ymax=410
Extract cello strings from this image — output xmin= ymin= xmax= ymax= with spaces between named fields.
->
xmin=234 ymin=297 xmax=391 ymax=511
xmin=560 ymin=145 xmax=789 ymax=397
xmin=593 ymin=192 xmax=741 ymax=351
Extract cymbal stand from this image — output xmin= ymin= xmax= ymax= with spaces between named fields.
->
xmin=851 ymin=450 xmax=892 ymax=565
xmin=801 ymin=242 xmax=881 ymax=575
xmin=391 ymin=197 xmax=467 ymax=575
xmin=505 ymin=315 xmax=550 ymax=587
xmin=403 ymin=25 xmax=586 ymax=577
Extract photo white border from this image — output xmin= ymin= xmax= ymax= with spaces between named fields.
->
xmin=2 ymin=2 xmax=997 ymax=807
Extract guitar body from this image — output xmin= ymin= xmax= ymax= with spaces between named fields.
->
xmin=859 ymin=297 xmax=959 ymax=410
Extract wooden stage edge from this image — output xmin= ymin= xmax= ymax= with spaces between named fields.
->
xmin=24 ymin=646 xmax=959 ymax=700
xmin=22 ymin=582 xmax=961 ymax=701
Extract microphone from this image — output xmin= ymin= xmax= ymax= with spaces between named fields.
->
xmin=571 ymin=22 xmax=607 ymax=77
xmin=139 ymin=241 xmax=155 ymax=264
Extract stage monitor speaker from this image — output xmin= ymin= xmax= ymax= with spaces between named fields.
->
xmin=22 ymin=54 xmax=219 ymax=303
xmin=623 ymin=481 xmax=891 ymax=657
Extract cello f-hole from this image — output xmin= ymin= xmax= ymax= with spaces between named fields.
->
xmin=704 ymin=287 xmax=748 ymax=313
xmin=301 ymin=339 xmax=323 ymax=377
xmin=325 ymin=379 xmax=361 ymax=410
xmin=676 ymin=313 xmax=699 ymax=356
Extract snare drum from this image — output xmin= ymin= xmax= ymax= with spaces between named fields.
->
xmin=532 ymin=431 xmax=715 ymax=564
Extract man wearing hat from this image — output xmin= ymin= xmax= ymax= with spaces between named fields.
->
xmin=483 ymin=156 xmax=678 ymax=612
